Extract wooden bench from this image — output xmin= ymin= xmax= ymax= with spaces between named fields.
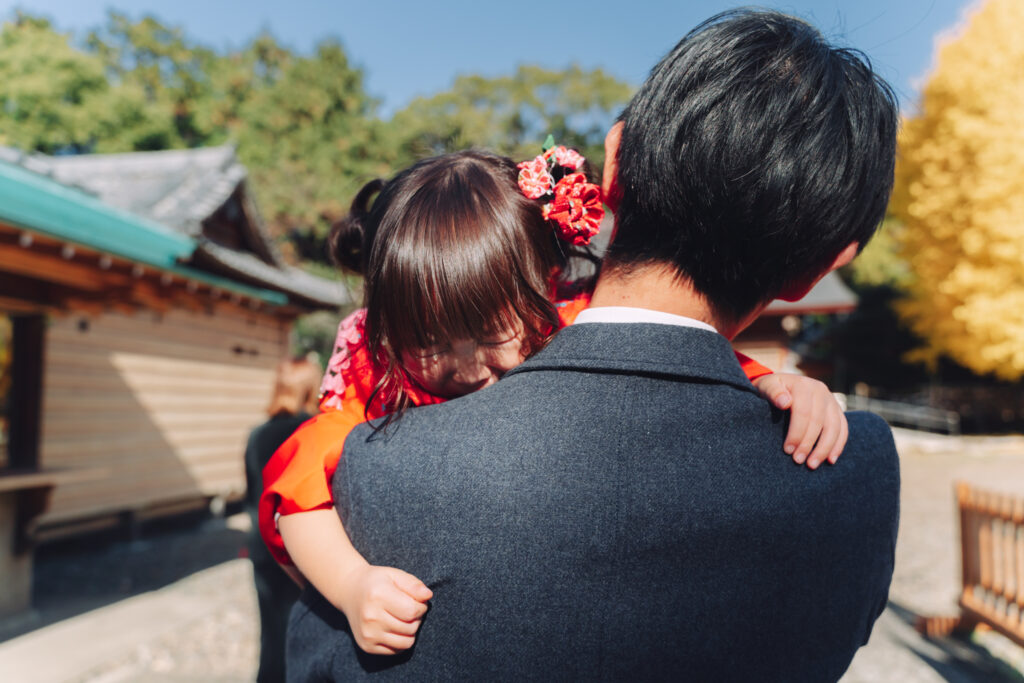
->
xmin=0 ymin=467 xmax=104 ymax=617
xmin=918 ymin=482 xmax=1024 ymax=645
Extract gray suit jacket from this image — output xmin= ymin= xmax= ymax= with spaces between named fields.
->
xmin=287 ymin=323 xmax=899 ymax=682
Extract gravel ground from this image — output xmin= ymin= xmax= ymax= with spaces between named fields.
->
xmin=3 ymin=428 xmax=1024 ymax=682
xmin=67 ymin=560 xmax=259 ymax=683
xmin=0 ymin=512 xmax=249 ymax=644
xmin=841 ymin=429 xmax=1024 ymax=683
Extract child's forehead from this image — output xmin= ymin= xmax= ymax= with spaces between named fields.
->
xmin=396 ymin=307 xmax=518 ymax=349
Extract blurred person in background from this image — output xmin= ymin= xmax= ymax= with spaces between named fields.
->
xmin=244 ymin=357 xmax=321 ymax=683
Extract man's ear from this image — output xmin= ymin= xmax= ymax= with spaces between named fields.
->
xmin=776 ymin=241 xmax=859 ymax=302
xmin=602 ymin=121 xmax=624 ymax=213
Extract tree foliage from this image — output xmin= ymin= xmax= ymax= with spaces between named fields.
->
xmin=0 ymin=13 xmax=141 ymax=153
xmin=234 ymin=39 xmax=396 ymax=242
xmin=891 ymin=0 xmax=1024 ymax=380
xmin=390 ymin=65 xmax=633 ymax=171
xmin=841 ymin=218 xmax=910 ymax=290
xmin=86 ymin=12 xmax=222 ymax=149
xmin=85 ymin=14 xmax=391 ymax=242
xmin=0 ymin=10 xmax=633 ymax=265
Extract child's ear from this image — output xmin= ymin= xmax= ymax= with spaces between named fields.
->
xmin=601 ymin=121 xmax=624 ymax=213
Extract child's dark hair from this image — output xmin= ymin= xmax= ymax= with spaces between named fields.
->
xmin=329 ymin=149 xmax=582 ymax=425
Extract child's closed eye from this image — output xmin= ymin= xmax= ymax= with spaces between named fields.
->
xmin=481 ymin=335 xmax=516 ymax=347
xmin=413 ymin=345 xmax=450 ymax=359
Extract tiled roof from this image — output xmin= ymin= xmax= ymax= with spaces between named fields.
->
xmin=44 ymin=146 xmax=240 ymax=235
xmin=194 ymin=241 xmax=349 ymax=309
xmin=765 ymin=272 xmax=857 ymax=314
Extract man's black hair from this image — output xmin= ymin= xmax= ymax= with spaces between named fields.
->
xmin=607 ymin=8 xmax=898 ymax=321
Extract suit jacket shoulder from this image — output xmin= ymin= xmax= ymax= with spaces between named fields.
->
xmin=292 ymin=323 xmax=899 ymax=682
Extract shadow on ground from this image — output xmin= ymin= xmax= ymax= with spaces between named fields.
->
xmin=0 ymin=510 xmax=249 ymax=643
xmin=886 ymin=601 xmax=1024 ymax=682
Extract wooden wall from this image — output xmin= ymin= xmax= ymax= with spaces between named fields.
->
xmin=732 ymin=315 xmax=797 ymax=375
xmin=731 ymin=341 xmax=793 ymax=377
xmin=37 ymin=302 xmax=291 ymax=530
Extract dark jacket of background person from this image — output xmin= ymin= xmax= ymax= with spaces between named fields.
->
xmin=245 ymin=358 xmax=321 ymax=683
xmin=286 ymin=323 xmax=900 ymax=682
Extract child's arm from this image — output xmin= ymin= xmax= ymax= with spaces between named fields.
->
xmin=260 ymin=406 xmax=433 ymax=655
xmin=259 ymin=308 xmax=433 ymax=654
xmin=752 ymin=373 xmax=848 ymax=470
xmin=259 ymin=407 xmax=364 ymax=566
xmin=277 ymin=510 xmax=433 ymax=655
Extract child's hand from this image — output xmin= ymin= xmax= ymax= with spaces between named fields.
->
xmin=339 ymin=564 xmax=433 ymax=655
xmin=752 ymin=373 xmax=848 ymax=469
xmin=277 ymin=509 xmax=432 ymax=655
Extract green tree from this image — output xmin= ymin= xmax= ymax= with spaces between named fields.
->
xmin=235 ymin=38 xmax=395 ymax=248
xmin=0 ymin=13 xmax=145 ymax=153
xmin=841 ymin=218 xmax=910 ymax=290
xmin=389 ymin=65 xmax=634 ymax=172
xmin=84 ymin=13 xmax=388 ymax=249
xmin=1 ymin=11 xmax=633 ymax=268
xmin=86 ymin=11 xmax=240 ymax=151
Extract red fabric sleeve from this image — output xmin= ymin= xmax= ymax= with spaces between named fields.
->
xmin=554 ymin=293 xmax=592 ymax=327
xmin=259 ymin=309 xmax=445 ymax=566
xmin=735 ymin=351 xmax=773 ymax=381
xmin=258 ymin=390 xmax=368 ymax=566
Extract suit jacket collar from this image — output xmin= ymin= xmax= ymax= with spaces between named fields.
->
xmin=506 ymin=322 xmax=757 ymax=393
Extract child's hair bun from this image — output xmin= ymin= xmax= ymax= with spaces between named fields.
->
xmin=329 ymin=178 xmax=386 ymax=275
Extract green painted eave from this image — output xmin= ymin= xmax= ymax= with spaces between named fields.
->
xmin=0 ymin=158 xmax=194 ymax=269
xmin=164 ymin=263 xmax=290 ymax=306
xmin=0 ymin=158 xmax=288 ymax=307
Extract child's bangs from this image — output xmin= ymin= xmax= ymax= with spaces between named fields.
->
xmin=378 ymin=186 xmax=528 ymax=356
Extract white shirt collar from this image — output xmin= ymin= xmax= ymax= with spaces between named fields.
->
xmin=572 ymin=306 xmax=718 ymax=334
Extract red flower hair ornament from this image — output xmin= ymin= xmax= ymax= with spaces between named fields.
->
xmin=516 ymin=137 xmax=604 ymax=246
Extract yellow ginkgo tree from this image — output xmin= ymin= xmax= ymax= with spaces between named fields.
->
xmin=891 ymin=0 xmax=1024 ymax=380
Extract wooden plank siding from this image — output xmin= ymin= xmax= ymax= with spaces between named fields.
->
xmin=37 ymin=302 xmax=291 ymax=528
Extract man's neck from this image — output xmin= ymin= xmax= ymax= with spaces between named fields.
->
xmin=589 ymin=263 xmax=760 ymax=340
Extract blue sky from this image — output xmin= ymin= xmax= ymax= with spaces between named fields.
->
xmin=5 ymin=0 xmax=976 ymax=116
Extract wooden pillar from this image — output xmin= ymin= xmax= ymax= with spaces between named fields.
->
xmin=9 ymin=314 xmax=44 ymax=469
xmin=0 ymin=492 xmax=31 ymax=614
xmin=958 ymin=482 xmax=978 ymax=599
